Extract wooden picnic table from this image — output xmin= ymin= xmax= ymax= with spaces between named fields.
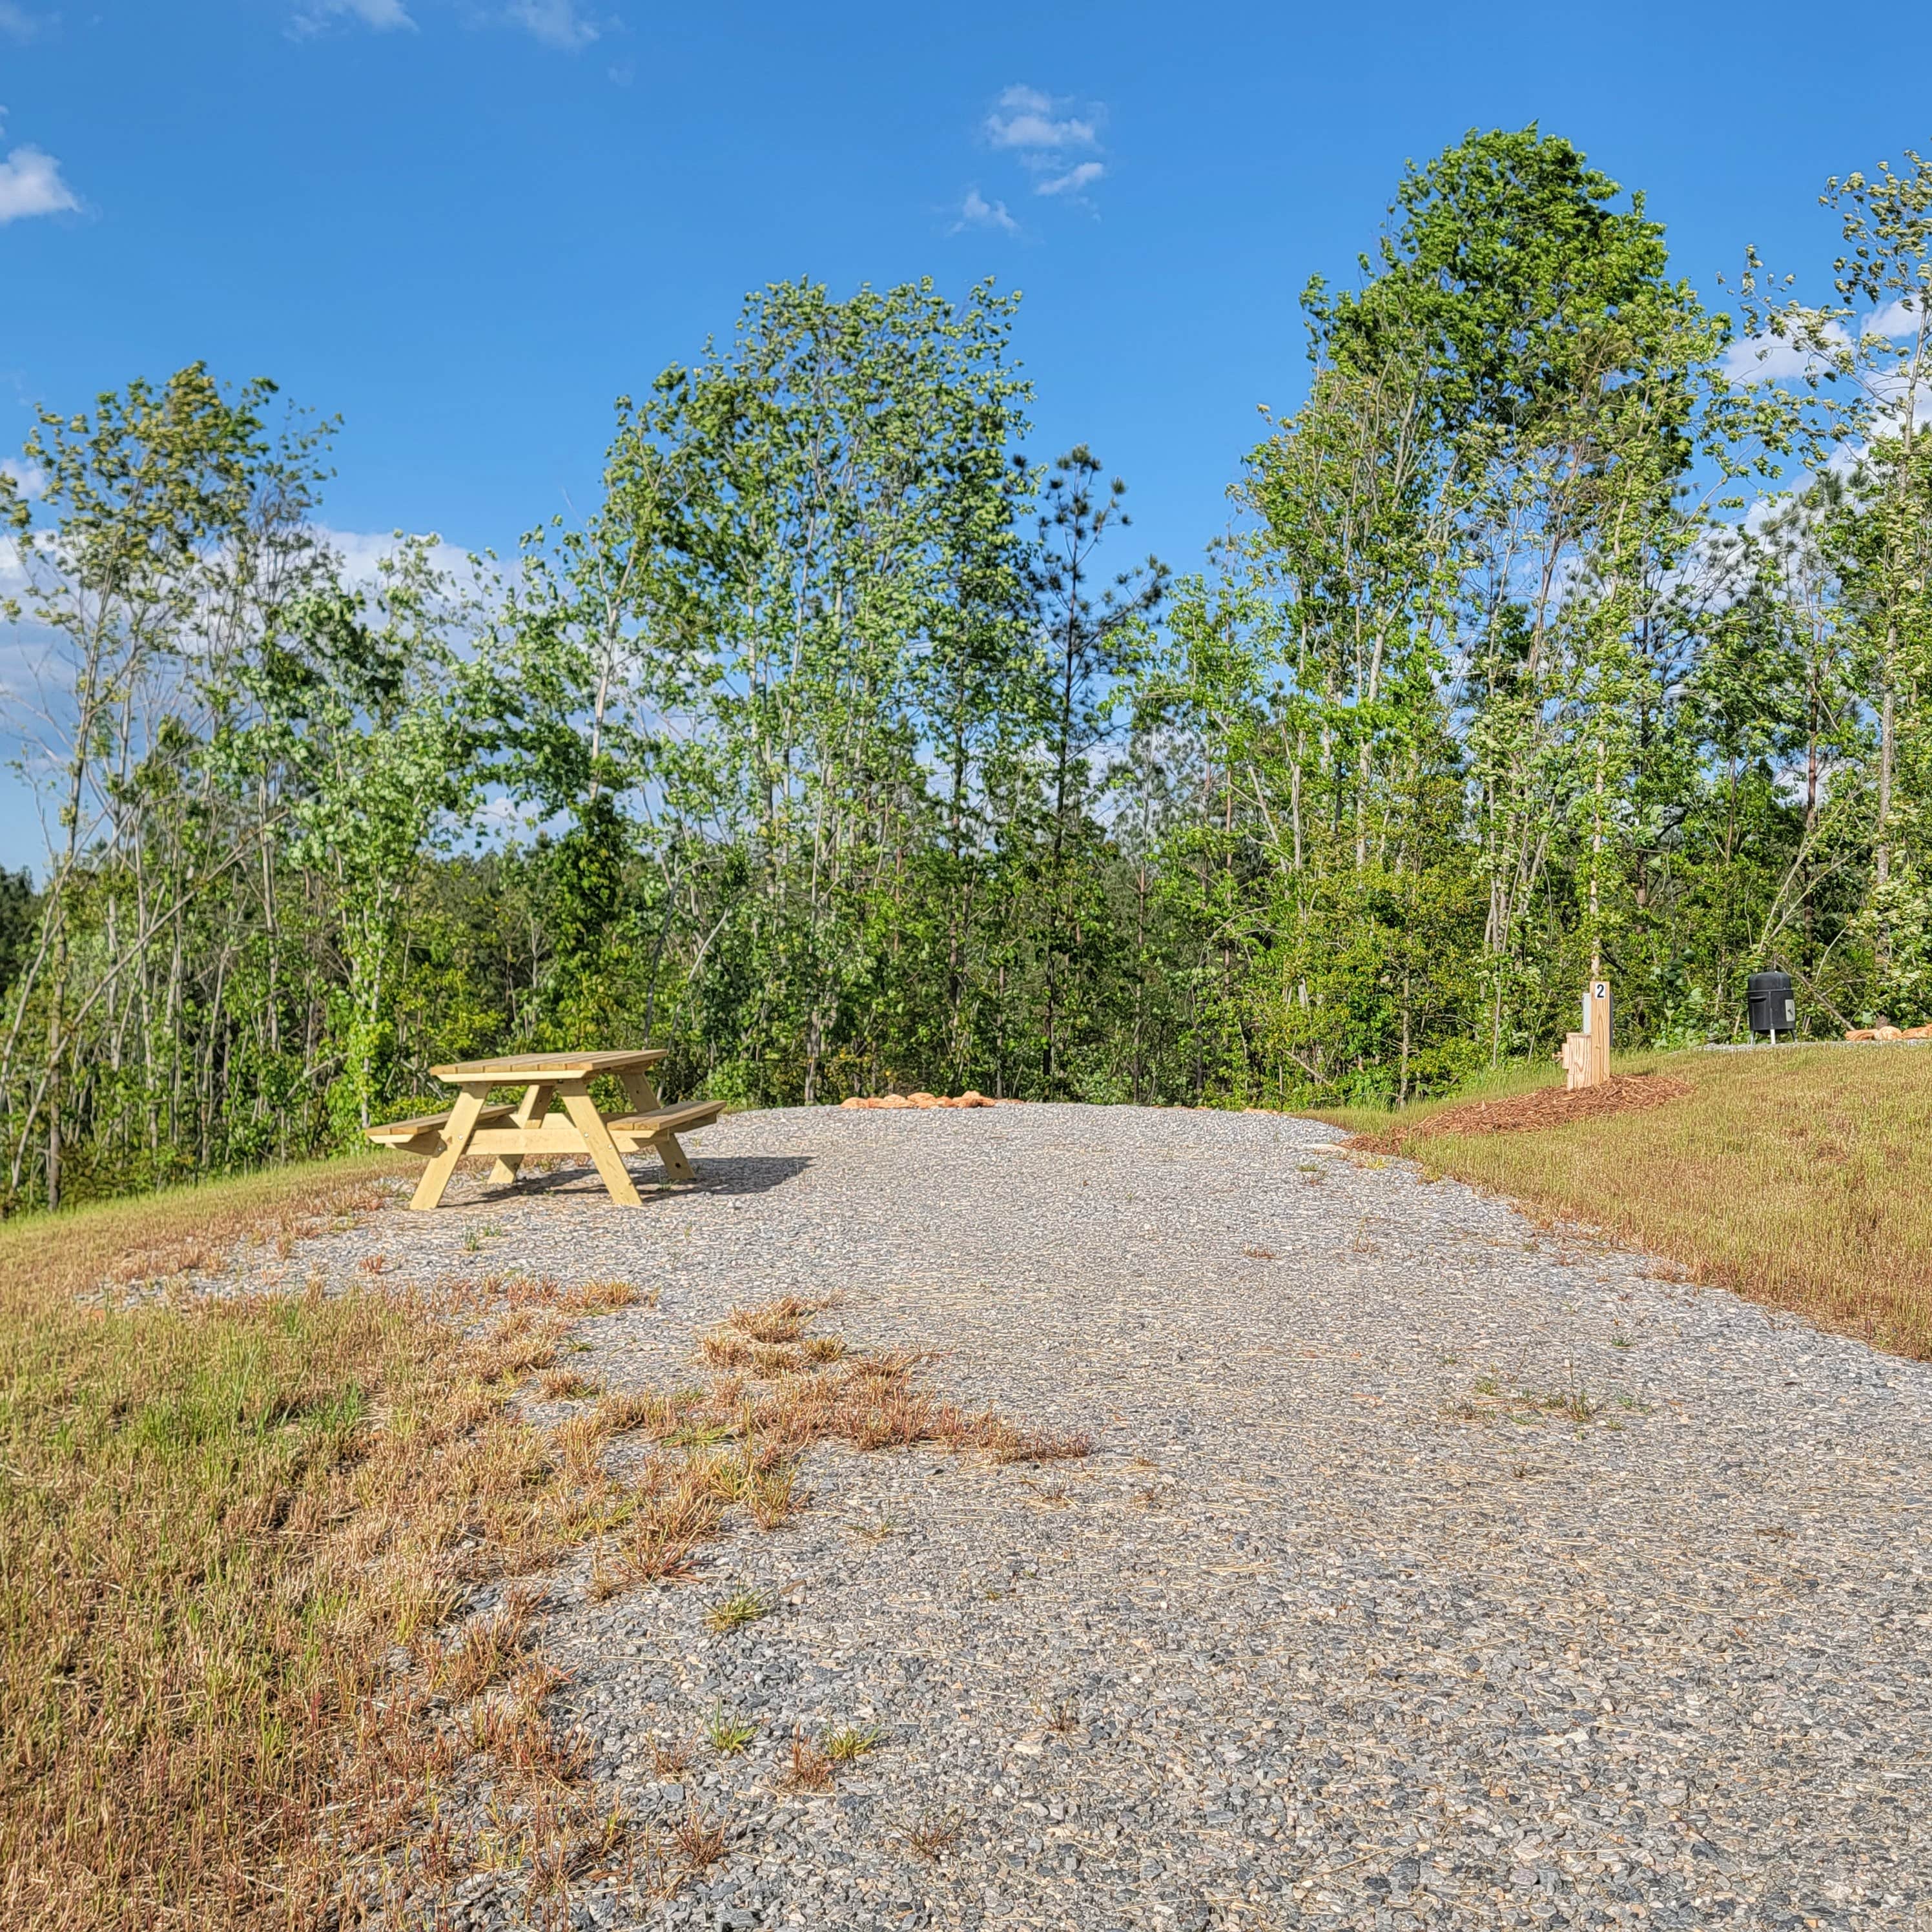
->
xmin=364 ymin=1049 xmax=724 ymax=1211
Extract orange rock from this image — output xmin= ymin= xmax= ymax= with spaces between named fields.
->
xmin=841 ymin=1091 xmax=1007 ymax=1108
xmin=1876 ymin=1025 xmax=1906 ymax=1042
xmin=1846 ymin=1028 xmax=1876 ymax=1041
xmin=1906 ymin=1025 xmax=1932 ymax=1040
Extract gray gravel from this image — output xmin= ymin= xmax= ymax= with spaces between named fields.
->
xmin=262 ymin=1103 xmax=1932 ymax=1931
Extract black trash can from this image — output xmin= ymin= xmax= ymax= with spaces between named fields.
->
xmin=1747 ymin=971 xmax=1796 ymax=1037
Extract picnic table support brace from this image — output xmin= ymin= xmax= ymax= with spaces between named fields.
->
xmin=489 ymin=1082 xmax=553 ymax=1186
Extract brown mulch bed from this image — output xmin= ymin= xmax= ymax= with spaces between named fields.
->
xmin=1349 ymin=1073 xmax=1692 ymax=1152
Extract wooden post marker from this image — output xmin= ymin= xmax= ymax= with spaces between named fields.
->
xmin=1561 ymin=979 xmax=1612 ymax=1091
xmin=1585 ymin=978 xmax=1611 ymax=1085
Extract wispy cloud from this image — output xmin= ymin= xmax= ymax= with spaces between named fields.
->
xmin=953 ymin=187 xmax=1017 ymax=234
xmin=503 ymin=0 xmax=598 ymax=48
xmin=0 ymin=4 xmax=50 ymax=41
xmin=291 ymin=0 xmax=415 ymax=33
xmin=972 ymin=83 xmax=1107 ymax=215
xmin=1036 ymin=159 xmax=1104 ymax=198
xmin=291 ymin=0 xmax=603 ymax=46
xmin=984 ymin=84 xmax=1098 ymax=153
xmin=0 ymin=134 xmax=79 ymax=224
xmin=1722 ymin=313 xmax=1850 ymax=386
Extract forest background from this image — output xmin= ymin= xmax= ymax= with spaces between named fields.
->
xmin=3 ymin=126 xmax=1930 ymax=1211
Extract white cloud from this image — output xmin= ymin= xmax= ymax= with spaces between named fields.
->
xmin=317 ymin=524 xmax=459 ymax=586
xmin=1721 ymin=314 xmax=1850 ymax=385
xmin=1863 ymin=296 xmax=1924 ymax=340
xmin=978 ymin=84 xmax=1107 ymax=216
xmin=0 ymin=5 xmax=48 ymax=40
xmin=1723 ymin=303 xmax=1932 ymax=435
xmin=0 ymin=142 xmax=78 ymax=223
xmin=985 ymin=85 xmax=1097 ymax=152
xmin=1 ymin=458 xmax=45 ymax=498
xmin=504 ymin=0 xmax=598 ymax=48
xmin=1036 ymin=159 xmax=1104 ymax=198
xmin=1867 ymin=371 xmax=1932 ymax=437
xmin=291 ymin=0 xmax=600 ymax=46
xmin=314 ymin=526 xmax=509 ymax=613
xmin=291 ymin=0 xmax=415 ymax=32
xmin=952 ymin=187 xmax=1016 ymax=235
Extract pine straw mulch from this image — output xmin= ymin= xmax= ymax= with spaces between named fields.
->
xmin=1347 ymin=1072 xmax=1692 ymax=1153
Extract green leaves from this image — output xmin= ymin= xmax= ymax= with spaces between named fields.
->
xmin=16 ymin=130 xmax=1932 ymax=1200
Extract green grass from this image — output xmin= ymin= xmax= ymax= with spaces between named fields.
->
xmin=704 ymin=1704 xmax=757 ymax=1754
xmin=1319 ymin=1045 xmax=1932 ymax=1359
xmin=703 ymin=1587 xmax=772 ymax=1635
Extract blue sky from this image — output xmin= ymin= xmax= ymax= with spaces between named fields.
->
xmin=2 ymin=0 xmax=1929 ymax=867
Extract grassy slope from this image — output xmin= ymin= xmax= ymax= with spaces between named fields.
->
xmin=0 ymin=1154 xmax=416 ymax=1927
xmin=1318 ymin=1046 xmax=1932 ymax=1359
xmin=0 ymin=1151 xmax=668 ymax=1927
xmin=0 ymin=1151 xmax=399 ymax=1291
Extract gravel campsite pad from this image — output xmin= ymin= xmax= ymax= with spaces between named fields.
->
xmin=258 ymin=1104 xmax=1932 ymax=1931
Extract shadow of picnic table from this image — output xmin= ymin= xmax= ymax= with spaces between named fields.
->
xmin=474 ymin=1153 xmax=811 ymax=1202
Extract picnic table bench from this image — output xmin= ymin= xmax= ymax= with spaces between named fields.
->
xmin=365 ymin=1049 xmax=723 ymax=1211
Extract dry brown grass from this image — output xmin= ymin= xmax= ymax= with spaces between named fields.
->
xmin=784 ymin=1729 xmax=836 ymax=1792
xmin=898 ymin=1811 xmax=964 ymax=1862
xmin=0 ymin=1156 xmax=663 ymax=1931
xmin=0 ymin=1168 xmax=1089 ymax=1931
xmin=1323 ymin=1046 xmax=1932 ymax=1359
xmin=724 ymin=1293 xmax=838 ymax=1343
xmin=539 ymin=1368 xmax=603 ymax=1401
xmin=591 ymin=1334 xmax=1076 ymax=1588
xmin=0 ymin=1156 xmax=413 ymax=1928
xmin=668 ymin=1805 xmax=728 ymax=1870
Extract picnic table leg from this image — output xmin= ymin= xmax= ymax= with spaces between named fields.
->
xmin=559 ymin=1084 xmax=643 ymax=1208
xmin=410 ymin=1087 xmax=487 ymax=1212
xmin=652 ymin=1131 xmax=698 ymax=1184
xmin=616 ymin=1065 xmax=699 ymax=1184
xmin=489 ymin=1082 xmax=553 ymax=1186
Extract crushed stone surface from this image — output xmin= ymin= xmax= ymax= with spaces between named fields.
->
xmin=255 ymin=1103 xmax=1932 ymax=1931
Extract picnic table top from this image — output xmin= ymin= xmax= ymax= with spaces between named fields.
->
xmin=429 ymin=1049 xmax=667 ymax=1082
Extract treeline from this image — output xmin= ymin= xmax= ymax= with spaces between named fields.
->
xmin=2 ymin=128 xmax=1929 ymax=1209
